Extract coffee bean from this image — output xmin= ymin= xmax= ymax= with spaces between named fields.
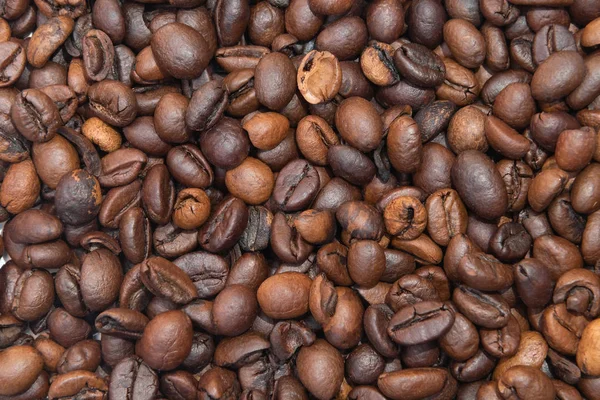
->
xmin=298 ymin=50 xmax=342 ymax=104
xmin=0 ymin=2 xmax=598 ymax=398
xmin=387 ymin=301 xmax=455 ymax=345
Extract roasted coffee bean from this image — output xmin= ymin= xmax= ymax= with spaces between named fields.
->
xmin=213 ymin=284 xmax=258 ymax=336
xmin=328 ymin=145 xmax=376 ymax=186
xmin=0 ymin=2 xmax=598 ymax=397
xmin=387 ymin=301 xmax=455 ymax=345
xmin=11 ymin=88 xmax=62 ymax=142
xmin=361 ymin=41 xmax=400 ymax=87
xmin=444 ymin=19 xmax=486 ymax=69
xmin=255 ymin=52 xmax=296 ymax=111
xmin=198 ymin=196 xmax=248 ymax=253
xmin=87 ymin=80 xmax=137 ymax=127
xmin=407 ymin=0 xmax=447 ymax=49
xmin=95 ymin=309 xmax=148 ymax=340
xmin=298 ymin=50 xmax=342 ymax=105
xmin=200 ymin=116 xmax=250 ymax=170
xmin=531 ymin=51 xmax=585 ymax=103
xmin=489 ymin=222 xmax=532 ymax=262
xmin=452 ymin=150 xmax=508 ymax=220
xmin=296 ymin=340 xmax=344 ymax=400
xmin=453 ymin=285 xmax=510 ymax=329
xmin=225 ymin=157 xmax=274 ymax=205
xmin=172 ymin=251 xmax=228 ymax=299
xmin=108 ymin=356 xmax=158 ymax=400
xmin=136 ymin=310 xmax=193 ymax=371
xmin=139 ymin=256 xmax=197 ymax=305
xmin=335 ymin=97 xmax=382 ymax=153
xmin=378 ymin=368 xmax=454 ymax=400
xmin=55 ymin=169 xmax=102 ymax=226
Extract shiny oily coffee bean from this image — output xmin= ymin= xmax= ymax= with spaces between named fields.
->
xmin=387 ymin=301 xmax=455 ymax=346
xmin=393 ymin=42 xmax=445 ymax=88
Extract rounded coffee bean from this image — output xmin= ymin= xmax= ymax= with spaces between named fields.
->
xmin=387 ymin=301 xmax=455 ymax=345
xmin=407 ymin=0 xmax=447 ymax=49
xmin=136 ymin=310 xmax=193 ymax=371
xmin=443 ymin=19 xmax=486 ymax=68
xmin=140 ymin=256 xmax=198 ymax=305
xmin=296 ymin=340 xmax=344 ymax=400
xmin=199 ymin=117 xmax=250 ymax=170
xmin=272 ymin=159 xmax=320 ymax=211
xmin=166 ymin=144 xmax=214 ymax=189
xmin=87 ymin=80 xmax=137 ymax=127
xmin=451 ymin=150 xmax=508 ymax=220
xmin=257 ymin=272 xmax=312 ymax=319
xmin=328 ymin=145 xmax=376 ymax=186
xmin=225 ymin=157 xmax=274 ymax=205
xmin=212 ymin=285 xmax=258 ymax=336
xmin=151 ymin=23 xmax=210 ymax=80
xmin=254 ymin=52 xmax=296 ymax=111
xmin=0 ymin=345 xmax=44 ymax=396
xmin=335 ymin=97 xmax=382 ymax=153
xmin=55 ymin=169 xmax=102 ymax=226
xmin=0 ymin=159 xmax=40 ymax=214
xmin=347 ymin=240 xmax=386 ymax=288
xmin=11 ymin=88 xmax=62 ymax=142
xmin=531 ymin=51 xmax=585 ymax=103
xmin=298 ymin=50 xmax=342 ymax=105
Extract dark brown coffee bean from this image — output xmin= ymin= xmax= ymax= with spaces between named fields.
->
xmin=87 ymin=80 xmax=137 ymax=127
xmin=95 ymin=308 xmax=148 ymax=340
xmin=200 ymin=116 xmax=250 ymax=170
xmin=136 ymin=310 xmax=193 ymax=371
xmin=453 ymin=285 xmax=510 ymax=329
xmin=387 ymin=301 xmax=455 ymax=345
xmin=11 ymin=88 xmax=62 ymax=142
xmin=213 ymin=284 xmax=258 ymax=336
xmin=140 ymin=256 xmax=198 ymax=304
xmin=142 ymin=164 xmax=175 ymax=225
xmin=378 ymin=368 xmax=454 ymax=400
xmin=452 ymin=150 xmax=508 ymax=220
xmin=198 ymin=196 xmax=248 ymax=253
xmin=296 ymin=340 xmax=344 ymax=400
xmin=173 ymin=251 xmax=229 ymax=299
xmin=531 ymin=51 xmax=585 ymax=103
xmin=11 ymin=269 xmax=54 ymax=322
xmin=408 ymin=0 xmax=447 ymax=49
xmin=315 ymin=17 xmax=368 ymax=61
xmin=255 ymin=52 xmax=296 ymax=111
xmin=108 ymin=356 xmax=158 ymax=400
xmin=385 ymin=274 xmax=440 ymax=312
xmin=439 ymin=312 xmax=479 ymax=362
xmin=285 ymin=0 xmax=324 ymax=42
xmin=215 ymin=0 xmax=250 ymax=46
xmin=443 ymin=19 xmax=486 ymax=69
xmin=532 ymin=24 xmax=576 ymax=66
xmin=393 ymin=42 xmax=445 ymax=88
xmin=328 ymin=145 xmax=376 ymax=186
xmin=80 ymin=248 xmax=123 ymax=312
xmin=82 ymin=29 xmax=114 ymax=82
xmin=166 ymin=144 xmax=213 ymax=189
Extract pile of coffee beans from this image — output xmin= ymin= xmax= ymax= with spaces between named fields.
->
xmin=1 ymin=0 xmax=600 ymax=398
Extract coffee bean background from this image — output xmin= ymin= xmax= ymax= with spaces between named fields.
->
xmin=0 ymin=0 xmax=600 ymax=399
